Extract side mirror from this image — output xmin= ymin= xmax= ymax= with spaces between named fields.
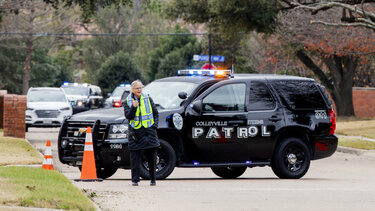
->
xmin=178 ymin=91 xmax=188 ymax=100
xmin=191 ymin=100 xmax=202 ymax=113
xmin=107 ymin=93 xmax=112 ymax=97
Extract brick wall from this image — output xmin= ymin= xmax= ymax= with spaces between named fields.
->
xmin=3 ymin=94 xmax=27 ymax=138
xmin=353 ymin=87 xmax=375 ymax=117
xmin=0 ymin=90 xmax=8 ymax=129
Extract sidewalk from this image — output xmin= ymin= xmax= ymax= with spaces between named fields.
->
xmin=336 ymin=134 xmax=375 ymax=142
xmin=336 ymin=134 xmax=375 ymax=158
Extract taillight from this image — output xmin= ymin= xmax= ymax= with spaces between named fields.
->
xmin=328 ymin=108 xmax=336 ymax=135
xmin=113 ymin=100 xmax=122 ymax=107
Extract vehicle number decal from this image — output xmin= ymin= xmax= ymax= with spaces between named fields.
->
xmin=110 ymin=144 xmax=122 ymax=149
xmin=315 ymin=110 xmax=327 ymax=119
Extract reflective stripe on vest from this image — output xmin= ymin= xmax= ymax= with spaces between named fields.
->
xmin=126 ymin=94 xmax=154 ymax=129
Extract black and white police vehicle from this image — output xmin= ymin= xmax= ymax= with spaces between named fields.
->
xmin=61 ymin=82 xmax=104 ymax=114
xmin=104 ymin=84 xmax=131 ymax=108
xmin=58 ymin=69 xmax=337 ymax=180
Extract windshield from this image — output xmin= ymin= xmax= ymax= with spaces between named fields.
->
xmin=143 ymin=81 xmax=197 ymax=109
xmin=112 ymin=87 xmax=128 ymax=97
xmin=28 ymin=90 xmax=67 ymax=102
xmin=61 ymin=86 xmax=88 ymax=96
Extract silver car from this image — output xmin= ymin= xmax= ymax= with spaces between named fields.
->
xmin=26 ymin=87 xmax=72 ymax=131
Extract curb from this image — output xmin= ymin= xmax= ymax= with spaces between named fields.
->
xmin=337 ymin=146 xmax=375 ymax=158
xmin=0 ymin=205 xmax=64 ymax=210
xmin=337 ymin=146 xmax=364 ymax=156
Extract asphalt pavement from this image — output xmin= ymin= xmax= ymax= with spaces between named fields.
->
xmin=26 ymin=128 xmax=375 ymax=211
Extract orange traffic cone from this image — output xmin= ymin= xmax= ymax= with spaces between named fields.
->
xmin=75 ymin=126 xmax=102 ymax=182
xmin=42 ymin=140 xmax=54 ymax=170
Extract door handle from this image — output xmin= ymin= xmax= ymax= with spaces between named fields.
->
xmin=268 ymin=116 xmax=282 ymax=122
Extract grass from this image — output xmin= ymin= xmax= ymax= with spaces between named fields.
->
xmin=336 ymin=119 xmax=375 ymax=139
xmin=0 ymin=136 xmax=42 ymax=166
xmin=0 ymin=166 xmax=96 ymax=210
xmin=338 ymin=137 xmax=375 ymax=150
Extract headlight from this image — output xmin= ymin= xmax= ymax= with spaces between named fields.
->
xmin=108 ymin=124 xmax=128 ymax=139
xmin=60 ymin=107 xmax=71 ymax=111
xmin=77 ymin=101 xmax=83 ymax=106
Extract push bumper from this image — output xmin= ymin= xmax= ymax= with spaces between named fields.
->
xmin=313 ymin=135 xmax=338 ymax=160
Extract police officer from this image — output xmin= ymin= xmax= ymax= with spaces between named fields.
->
xmin=124 ymin=80 xmax=160 ymax=186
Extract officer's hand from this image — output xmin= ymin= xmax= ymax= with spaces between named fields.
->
xmin=132 ymin=101 xmax=139 ymax=108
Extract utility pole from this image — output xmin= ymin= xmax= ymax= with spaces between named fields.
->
xmin=208 ymin=34 xmax=212 ymax=70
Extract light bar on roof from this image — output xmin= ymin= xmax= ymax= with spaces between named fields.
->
xmin=177 ymin=69 xmax=231 ymax=78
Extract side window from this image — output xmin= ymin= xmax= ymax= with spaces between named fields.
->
xmin=272 ymin=80 xmax=326 ymax=109
xmin=202 ymin=83 xmax=246 ymax=112
xmin=89 ymin=88 xmax=94 ymax=96
xmin=95 ymin=87 xmax=102 ymax=96
xmin=249 ymin=82 xmax=275 ymax=110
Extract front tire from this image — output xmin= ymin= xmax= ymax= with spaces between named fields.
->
xmin=271 ymin=137 xmax=311 ymax=179
xmin=211 ymin=167 xmax=247 ymax=179
xmin=140 ymin=139 xmax=176 ymax=180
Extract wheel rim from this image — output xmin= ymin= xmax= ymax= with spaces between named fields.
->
xmin=142 ymin=148 xmax=168 ymax=173
xmin=283 ymin=144 xmax=305 ymax=172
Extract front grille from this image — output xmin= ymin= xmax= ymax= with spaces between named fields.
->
xmin=63 ymin=120 xmax=107 ymax=143
xmin=59 ymin=120 xmax=108 ymax=162
xmin=35 ymin=110 xmax=60 ymax=118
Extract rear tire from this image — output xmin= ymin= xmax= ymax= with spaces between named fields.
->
xmin=271 ymin=137 xmax=310 ymax=179
xmin=211 ymin=167 xmax=247 ymax=179
xmin=140 ymin=139 xmax=176 ymax=180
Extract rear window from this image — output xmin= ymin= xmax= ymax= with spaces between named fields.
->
xmin=272 ymin=80 xmax=326 ymax=109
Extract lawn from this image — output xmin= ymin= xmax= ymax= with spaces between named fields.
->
xmin=0 ymin=136 xmax=42 ymax=166
xmin=339 ymin=137 xmax=375 ymax=150
xmin=0 ymin=134 xmax=96 ymax=210
xmin=0 ymin=166 xmax=95 ymax=210
xmin=336 ymin=119 xmax=375 ymax=139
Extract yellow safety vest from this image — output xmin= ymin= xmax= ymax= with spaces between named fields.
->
xmin=126 ymin=93 xmax=154 ymax=129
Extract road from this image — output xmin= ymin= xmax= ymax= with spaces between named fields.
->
xmin=27 ymin=128 xmax=375 ymax=211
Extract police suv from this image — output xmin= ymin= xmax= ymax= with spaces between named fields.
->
xmin=58 ymin=70 xmax=337 ymax=180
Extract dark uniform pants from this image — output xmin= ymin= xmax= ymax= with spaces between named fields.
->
xmin=130 ymin=148 xmax=157 ymax=183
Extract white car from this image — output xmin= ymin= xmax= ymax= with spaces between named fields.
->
xmin=26 ymin=87 xmax=72 ymax=131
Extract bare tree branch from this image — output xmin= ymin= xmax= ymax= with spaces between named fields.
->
xmin=311 ymin=19 xmax=375 ymax=30
xmin=288 ymin=1 xmax=375 ymax=31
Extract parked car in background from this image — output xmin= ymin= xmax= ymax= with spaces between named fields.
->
xmin=104 ymin=84 xmax=131 ymax=108
xmin=61 ymin=82 xmax=104 ymax=114
xmin=26 ymin=87 xmax=72 ymax=132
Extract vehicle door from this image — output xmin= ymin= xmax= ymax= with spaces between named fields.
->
xmin=185 ymin=81 xmax=249 ymax=162
xmin=246 ymin=81 xmax=284 ymax=160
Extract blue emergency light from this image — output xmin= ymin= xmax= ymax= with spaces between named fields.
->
xmin=120 ymin=83 xmax=131 ymax=87
xmin=177 ymin=69 xmax=231 ymax=78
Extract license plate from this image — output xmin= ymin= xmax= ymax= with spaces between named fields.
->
xmin=43 ymin=119 xmax=52 ymax=124
xmin=110 ymin=144 xmax=122 ymax=149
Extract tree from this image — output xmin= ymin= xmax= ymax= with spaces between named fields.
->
xmin=276 ymin=7 xmax=375 ymax=116
xmin=43 ymin=0 xmax=133 ymax=22
xmin=164 ymin=0 xmax=278 ymax=35
xmin=96 ymin=51 xmax=142 ymax=95
xmin=279 ymin=0 xmax=375 ymax=31
xmin=146 ymin=25 xmax=202 ymax=81
xmin=0 ymin=40 xmax=63 ymax=93
xmin=52 ymin=48 xmax=76 ymax=86
xmin=0 ymin=0 xmax=78 ymax=94
xmin=81 ymin=1 xmax=169 ymax=83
